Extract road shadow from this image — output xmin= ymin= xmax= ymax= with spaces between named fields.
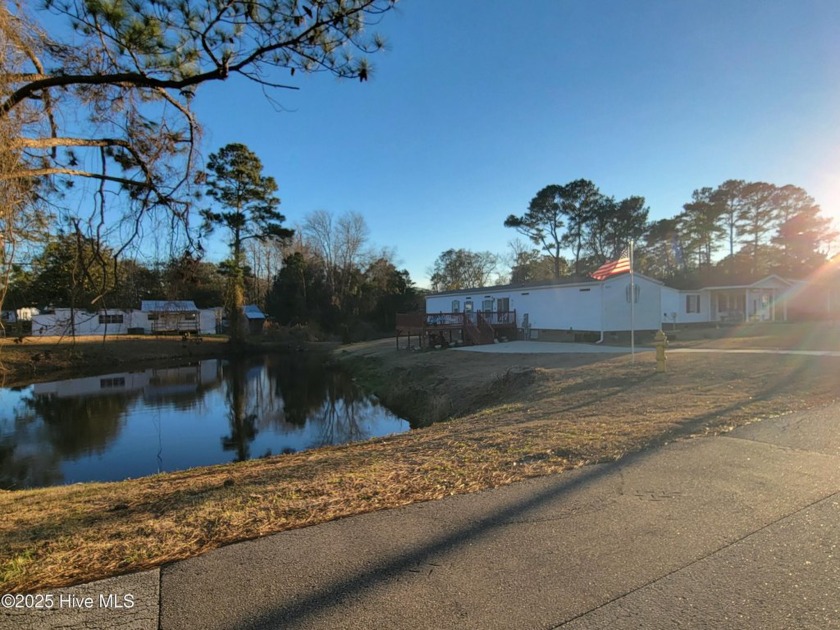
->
xmin=172 ymin=386 xmax=834 ymax=630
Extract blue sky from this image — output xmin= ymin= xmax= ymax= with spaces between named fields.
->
xmin=191 ymin=0 xmax=840 ymax=287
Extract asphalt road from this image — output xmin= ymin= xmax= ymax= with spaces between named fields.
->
xmin=4 ymin=404 xmax=839 ymax=629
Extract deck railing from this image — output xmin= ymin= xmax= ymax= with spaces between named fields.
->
xmin=418 ymin=311 xmax=517 ymax=327
xmin=395 ymin=310 xmax=518 ymax=346
xmin=480 ymin=310 xmax=517 ymax=327
xmin=424 ymin=313 xmax=465 ymax=327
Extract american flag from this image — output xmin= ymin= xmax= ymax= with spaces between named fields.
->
xmin=591 ymin=248 xmax=631 ymax=281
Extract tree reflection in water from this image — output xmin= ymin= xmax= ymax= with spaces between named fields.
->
xmin=0 ymin=354 xmax=408 ymax=489
xmin=220 ymin=354 xmax=383 ymax=459
xmin=1 ymin=392 xmax=135 ymax=489
xmin=220 ymin=360 xmax=259 ymax=462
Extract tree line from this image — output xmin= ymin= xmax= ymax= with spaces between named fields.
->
xmin=0 ymin=1 xmax=399 ymax=341
xmin=429 ymin=178 xmax=837 ymax=292
xmin=4 ymin=204 xmax=420 ymax=341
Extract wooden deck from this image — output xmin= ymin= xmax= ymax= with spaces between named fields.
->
xmin=395 ymin=311 xmax=517 ymax=349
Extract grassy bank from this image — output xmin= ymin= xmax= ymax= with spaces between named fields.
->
xmin=2 ymin=331 xmax=839 ymax=593
xmin=0 ymin=333 xmax=333 ymax=387
xmin=0 ymin=335 xmax=233 ymax=387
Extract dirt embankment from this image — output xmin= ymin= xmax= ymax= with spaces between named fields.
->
xmin=336 ymin=341 xmax=593 ymax=426
xmin=339 ymin=337 xmax=840 ymax=444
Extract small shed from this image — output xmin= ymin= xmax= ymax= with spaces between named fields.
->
xmin=140 ymin=300 xmax=200 ymax=334
xmin=243 ymin=305 xmax=266 ymax=334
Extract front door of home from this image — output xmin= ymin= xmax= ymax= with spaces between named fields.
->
xmin=464 ymin=299 xmax=474 ymax=323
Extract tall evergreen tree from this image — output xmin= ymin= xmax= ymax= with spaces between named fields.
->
xmin=680 ymin=187 xmax=724 ymax=268
xmin=736 ymin=181 xmax=779 ymax=276
xmin=202 ymin=143 xmax=292 ymax=342
xmin=710 ymin=179 xmax=748 ymax=273
xmin=0 ymin=0 xmax=397 ymax=278
xmin=638 ymin=217 xmax=683 ymax=279
xmin=585 ymin=195 xmax=649 ymax=265
xmin=771 ymin=186 xmax=836 ymax=276
xmin=505 ymin=185 xmax=566 ymax=279
xmin=558 ymin=179 xmax=602 ymax=275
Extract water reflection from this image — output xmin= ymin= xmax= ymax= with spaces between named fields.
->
xmin=0 ymin=355 xmax=409 ymax=489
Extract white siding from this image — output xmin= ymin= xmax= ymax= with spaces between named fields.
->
xmin=425 ymin=273 xmax=838 ymax=332
xmin=515 ymin=284 xmax=601 ymax=331
xmin=200 ymin=309 xmax=222 ymax=335
xmin=661 ymin=287 xmax=681 ymax=325
xmin=426 ymin=275 xmax=667 ymax=333
xmin=676 ymin=291 xmax=710 ymax=324
xmin=427 ymin=284 xmax=601 ymax=331
xmin=425 ymin=294 xmax=462 ymax=314
xmin=32 ymin=309 xmax=132 ymax=336
xmin=30 ymin=308 xmax=219 ymax=336
xmin=601 ymin=275 xmax=664 ymax=331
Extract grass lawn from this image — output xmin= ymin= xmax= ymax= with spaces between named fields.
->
xmin=665 ymin=320 xmax=840 ymax=351
xmin=1 ymin=325 xmax=838 ymax=593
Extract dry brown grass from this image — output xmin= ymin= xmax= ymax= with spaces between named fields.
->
xmin=2 ymin=340 xmax=838 ymax=593
xmin=666 ymin=320 xmax=840 ymax=350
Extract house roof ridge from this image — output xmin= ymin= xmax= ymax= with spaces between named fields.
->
xmin=426 ymin=271 xmax=664 ymax=297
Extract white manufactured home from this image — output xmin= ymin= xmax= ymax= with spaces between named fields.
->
xmin=425 ymin=273 xmax=667 ymax=342
xmin=418 ymin=272 xmax=840 ymax=344
xmin=31 ymin=303 xmax=222 ymax=337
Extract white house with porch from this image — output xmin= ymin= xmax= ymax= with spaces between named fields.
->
xmin=421 ymin=273 xmax=839 ymax=344
xmin=663 ymin=275 xmax=790 ymax=325
xmin=664 ymin=275 xmax=839 ymax=325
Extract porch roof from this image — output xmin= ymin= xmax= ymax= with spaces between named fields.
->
xmin=700 ymin=275 xmax=792 ymax=292
xmin=140 ymin=300 xmax=199 ymax=313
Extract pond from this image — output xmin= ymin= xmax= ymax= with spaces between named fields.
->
xmin=0 ymin=354 xmax=410 ymax=490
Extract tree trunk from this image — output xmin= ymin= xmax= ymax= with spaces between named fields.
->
xmin=229 ymin=231 xmax=247 ymax=345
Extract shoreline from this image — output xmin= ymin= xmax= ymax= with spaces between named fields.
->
xmin=0 ymin=335 xmax=339 ymax=388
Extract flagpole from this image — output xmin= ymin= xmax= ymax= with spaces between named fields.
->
xmin=630 ymin=240 xmax=635 ymax=363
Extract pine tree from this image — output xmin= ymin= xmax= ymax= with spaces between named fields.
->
xmin=201 ymin=143 xmax=292 ymax=342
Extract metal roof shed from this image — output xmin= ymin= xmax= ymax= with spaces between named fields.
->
xmin=243 ymin=305 xmax=266 ymax=334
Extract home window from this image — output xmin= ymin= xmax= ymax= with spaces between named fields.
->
xmin=686 ymin=294 xmax=701 ymax=313
xmin=100 ymin=377 xmax=126 ymax=389
xmin=98 ymin=314 xmax=124 ymax=324
xmin=482 ymin=299 xmax=493 ymax=313
xmin=451 ymin=300 xmax=461 ymax=313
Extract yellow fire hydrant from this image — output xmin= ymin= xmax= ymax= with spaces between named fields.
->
xmin=654 ymin=329 xmax=668 ymax=373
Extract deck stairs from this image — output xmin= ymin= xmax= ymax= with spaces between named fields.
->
xmin=464 ymin=313 xmax=495 ymax=345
